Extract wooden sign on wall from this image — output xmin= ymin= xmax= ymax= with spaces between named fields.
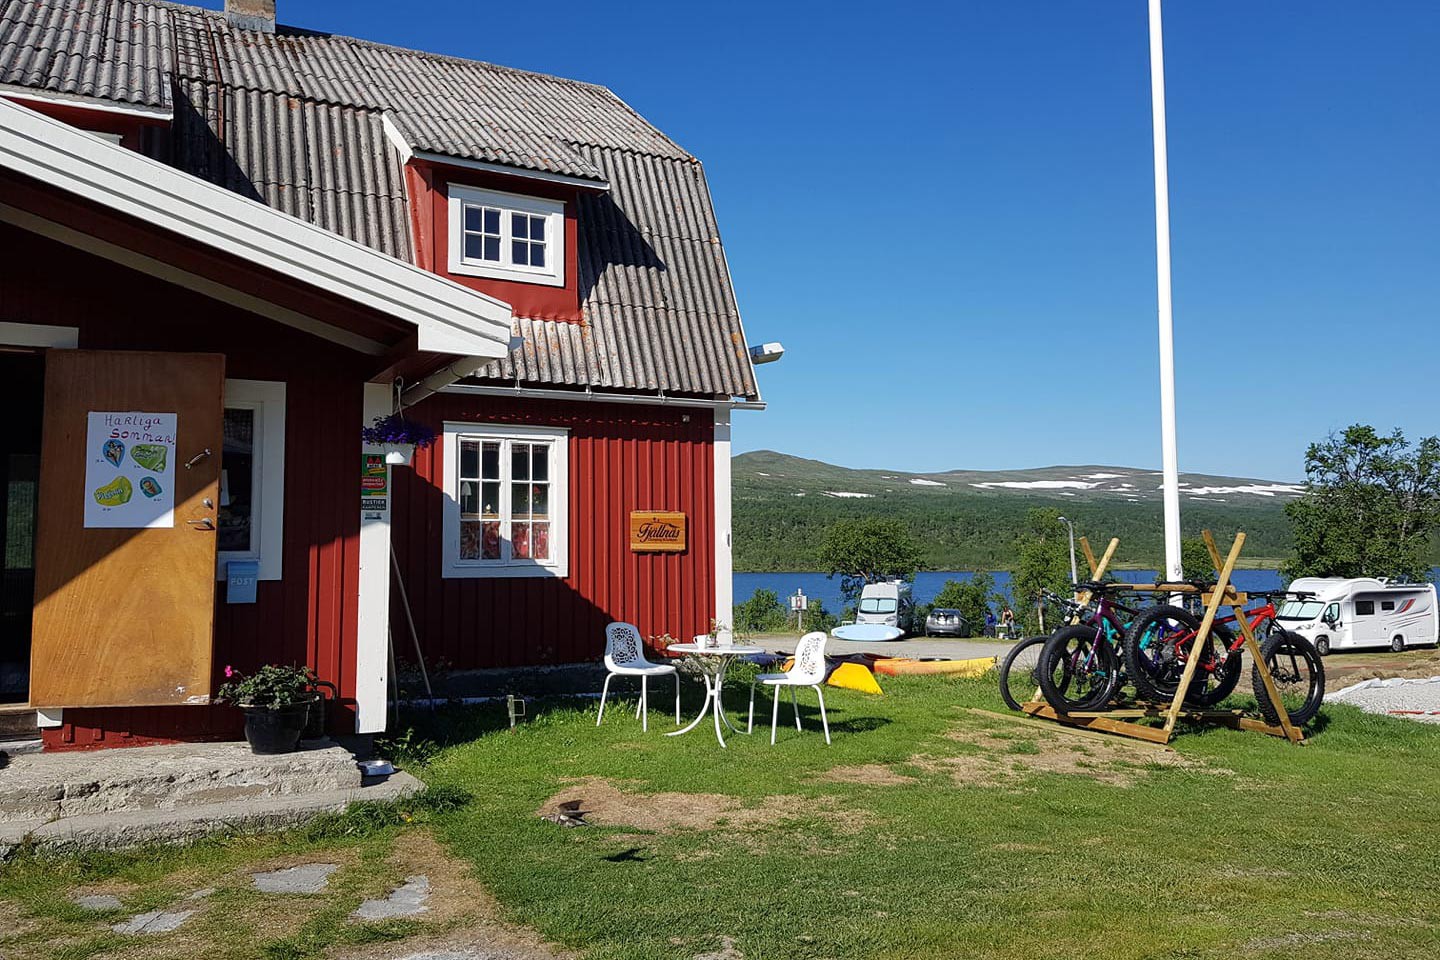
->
xmin=630 ymin=511 xmax=686 ymax=552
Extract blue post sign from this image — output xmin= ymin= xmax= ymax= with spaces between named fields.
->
xmin=226 ymin=560 xmax=259 ymax=604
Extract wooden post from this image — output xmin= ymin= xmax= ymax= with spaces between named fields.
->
xmin=1201 ymin=529 xmax=1225 ymax=574
xmin=1232 ymin=596 xmax=1302 ymax=743
xmin=1163 ymin=532 xmax=1245 ymax=734
xmin=1080 ymin=536 xmax=1099 ymax=578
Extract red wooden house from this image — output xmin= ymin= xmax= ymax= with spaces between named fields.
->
xmin=0 ymin=0 xmax=762 ymax=750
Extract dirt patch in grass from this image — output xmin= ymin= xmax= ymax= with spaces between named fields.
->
xmin=333 ymin=831 xmax=571 ymax=960
xmin=540 ymin=778 xmax=869 ymax=836
xmin=817 ymin=764 xmax=918 ymax=787
xmin=922 ymin=724 xmax=1206 ymax=787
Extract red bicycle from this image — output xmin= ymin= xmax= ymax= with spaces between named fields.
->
xmin=1121 ymin=591 xmax=1326 ymax=725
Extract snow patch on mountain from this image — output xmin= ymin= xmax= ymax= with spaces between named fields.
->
xmin=971 ymin=480 xmax=1101 ymax=491
xmin=823 ymin=491 xmax=873 ymax=499
xmin=909 ymin=478 xmax=946 ymax=487
xmin=1184 ymin=483 xmax=1304 ymax=497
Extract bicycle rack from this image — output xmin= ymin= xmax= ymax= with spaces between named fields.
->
xmin=1021 ymin=529 xmax=1305 ymax=746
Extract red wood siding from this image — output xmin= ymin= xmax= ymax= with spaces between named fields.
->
xmin=2 ymin=96 xmax=167 ymax=153
xmin=408 ymin=159 xmax=584 ymax=322
xmin=0 ymin=221 xmax=370 ymax=751
xmin=393 ymin=393 xmax=715 ymax=669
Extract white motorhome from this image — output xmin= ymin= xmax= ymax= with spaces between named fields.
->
xmin=1277 ymin=578 xmax=1438 ymax=655
xmin=855 ymin=580 xmax=914 ymax=634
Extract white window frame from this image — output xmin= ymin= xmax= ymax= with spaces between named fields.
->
xmin=446 ymin=184 xmax=566 ymax=287
xmin=442 ymin=422 xmax=569 ymax=579
xmin=216 ymin=379 xmax=286 ymax=581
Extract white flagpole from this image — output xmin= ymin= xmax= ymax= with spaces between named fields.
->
xmin=1149 ymin=0 xmax=1183 ymax=580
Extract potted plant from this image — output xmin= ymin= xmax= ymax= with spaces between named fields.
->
xmin=218 ymin=664 xmax=317 ymax=755
xmin=361 ymin=413 xmax=437 ymax=466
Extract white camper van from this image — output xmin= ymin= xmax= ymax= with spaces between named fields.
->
xmin=856 ymin=580 xmax=914 ymax=634
xmin=1277 ymin=578 xmax=1438 ymax=655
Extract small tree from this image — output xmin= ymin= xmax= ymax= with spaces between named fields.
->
xmin=1283 ymin=425 xmax=1440 ymax=582
xmin=818 ymin=517 xmax=923 ymax=603
xmin=733 ymin=588 xmax=788 ymax=633
xmin=1010 ymin=508 xmax=1073 ymax=634
xmin=800 ymin=599 xmax=839 ymax=634
xmin=1180 ymin=536 xmax=1216 ymax=581
xmin=930 ymin=573 xmax=1000 ymax=637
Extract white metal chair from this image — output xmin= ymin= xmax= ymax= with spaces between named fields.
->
xmin=597 ymin=622 xmax=680 ymax=732
xmin=747 ymin=631 xmax=832 ymax=745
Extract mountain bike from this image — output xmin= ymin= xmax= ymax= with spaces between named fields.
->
xmin=1036 ymin=582 xmax=1147 ymax=713
xmin=998 ymin=590 xmax=1084 ymax=711
xmin=1122 ymin=592 xmax=1325 ymax=724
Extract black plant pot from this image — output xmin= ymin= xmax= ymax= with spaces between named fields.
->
xmin=241 ymin=701 xmax=311 ymax=755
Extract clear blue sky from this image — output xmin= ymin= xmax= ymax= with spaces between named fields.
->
xmin=232 ymin=0 xmax=1436 ymax=481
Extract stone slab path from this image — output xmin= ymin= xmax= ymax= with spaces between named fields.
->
xmin=111 ymin=909 xmax=194 ymax=935
xmin=252 ymin=862 xmax=339 ymax=894
xmin=354 ymin=875 xmax=431 ymax=920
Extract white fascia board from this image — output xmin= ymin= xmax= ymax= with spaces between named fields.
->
xmin=410 ymin=150 xmax=610 ymax=192
xmin=0 ymin=85 xmax=174 ymax=120
xmin=0 ymin=98 xmax=513 ymax=358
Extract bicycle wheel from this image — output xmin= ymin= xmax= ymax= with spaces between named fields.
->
xmin=1038 ymin=625 xmax=1119 ymax=713
xmin=1123 ymin=605 xmax=1238 ymax=708
xmin=1253 ymin=630 xmax=1325 ymax=727
xmin=998 ymin=635 xmax=1047 ymax=712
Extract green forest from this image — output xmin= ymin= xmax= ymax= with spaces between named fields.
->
xmin=732 ymin=452 xmax=1297 ymax=572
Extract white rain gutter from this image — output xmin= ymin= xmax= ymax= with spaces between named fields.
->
xmin=440 ymin=381 xmax=765 ymax=411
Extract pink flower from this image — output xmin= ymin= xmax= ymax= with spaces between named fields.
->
xmin=224 ymin=665 xmax=234 ymax=678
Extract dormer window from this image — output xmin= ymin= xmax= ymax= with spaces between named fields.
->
xmin=447 ymin=184 xmax=565 ymax=287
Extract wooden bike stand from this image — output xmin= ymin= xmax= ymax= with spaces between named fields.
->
xmin=1021 ymin=530 xmax=1304 ymax=746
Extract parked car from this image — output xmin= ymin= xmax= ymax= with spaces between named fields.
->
xmin=925 ymin=608 xmax=969 ymax=638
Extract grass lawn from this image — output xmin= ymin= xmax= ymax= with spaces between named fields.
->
xmin=5 ymin=671 xmax=1440 ymax=959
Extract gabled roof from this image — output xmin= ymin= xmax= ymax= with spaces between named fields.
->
xmin=0 ymin=95 xmax=513 ymax=358
xmin=0 ymin=0 xmax=760 ymax=399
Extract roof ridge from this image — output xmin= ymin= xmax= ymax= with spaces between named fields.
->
xmin=138 ymin=0 xmax=692 ymax=158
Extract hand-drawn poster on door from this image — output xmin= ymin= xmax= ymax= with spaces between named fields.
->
xmin=84 ymin=412 xmax=178 ymax=528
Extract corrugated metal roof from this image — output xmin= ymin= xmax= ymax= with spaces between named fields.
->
xmin=0 ymin=0 xmax=758 ymax=399
xmin=170 ymin=77 xmax=413 ymax=262
xmin=0 ymin=0 xmax=173 ymax=108
xmin=389 ymin=112 xmax=605 ymax=183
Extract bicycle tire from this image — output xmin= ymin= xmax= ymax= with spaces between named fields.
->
xmin=1123 ymin=605 xmax=1240 ymax=708
xmin=1038 ymin=625 xmax=1119 ymax=713
xmin=1253 ymin=630 xmax=1325 ymax=727
xmin=998 ymin=635 xmax=1047 ymax=712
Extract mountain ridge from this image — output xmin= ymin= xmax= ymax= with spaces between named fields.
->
xmin=731 ymin=450 xmax=1300 ymax=572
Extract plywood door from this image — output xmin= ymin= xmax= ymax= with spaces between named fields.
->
xmin=30 ymin=351 xmax=225 ymax=708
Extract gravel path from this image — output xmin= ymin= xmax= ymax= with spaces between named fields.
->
xmin=1326 ymin=676 xmax=1440 ymax=723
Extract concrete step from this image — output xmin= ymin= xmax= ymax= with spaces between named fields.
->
xmin=0 ymin=739 xmax=363 ymax=824
xmin=0 ymin=770 xmax=423 ymax=856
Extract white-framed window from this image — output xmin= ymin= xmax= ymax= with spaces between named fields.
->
xmin=441 ymin=423 xmax=569 ymax=578
xmin=217 ymin=379 xmax=286 ymax=581
xmin=446 ymin=184 xmax=566 ymax=287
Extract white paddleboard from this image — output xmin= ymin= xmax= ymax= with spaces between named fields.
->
xmin=831 ymin=624 xmax=904 ymax=642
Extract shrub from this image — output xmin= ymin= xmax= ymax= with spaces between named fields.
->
xmin=733 ymin=588 xmax=789 ymax=633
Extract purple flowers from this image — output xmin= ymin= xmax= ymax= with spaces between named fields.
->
xmin=361 ymin=414 xmax=437 ymax=448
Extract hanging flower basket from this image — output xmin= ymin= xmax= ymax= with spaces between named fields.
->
xmin=362 ymin=414 xmax=436 ymax=468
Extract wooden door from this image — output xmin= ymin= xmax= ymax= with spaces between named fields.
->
xmin=30 ymin=351 xmax=225 ymax=708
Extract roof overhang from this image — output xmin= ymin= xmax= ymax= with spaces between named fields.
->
xmin=0 ymin=97 xmax=513 ymax=359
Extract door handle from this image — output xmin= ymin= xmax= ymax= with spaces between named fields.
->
xmin=187 ymin=518 xmax=215 ymax=530
xmin=184 ymin=448 xmax=212 ymax=470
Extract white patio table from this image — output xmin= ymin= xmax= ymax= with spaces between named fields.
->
xmin=664 ymin=641 xmax=763 ymax=748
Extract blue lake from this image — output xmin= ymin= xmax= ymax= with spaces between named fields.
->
xmin=734 ymin=569 xmax=1288 ymax=615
